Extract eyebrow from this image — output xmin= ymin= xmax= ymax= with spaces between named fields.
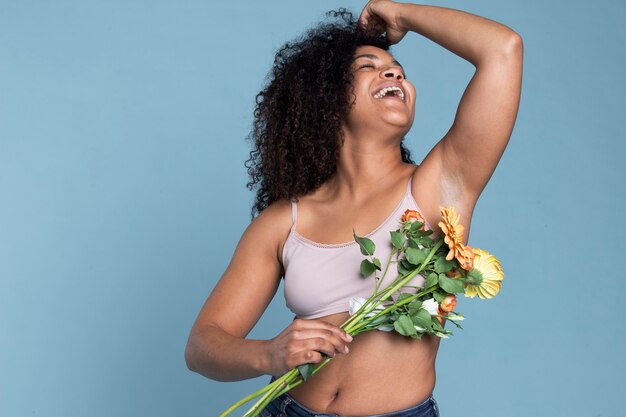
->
xmin=354 ymin=54 xmax=404 ymax=70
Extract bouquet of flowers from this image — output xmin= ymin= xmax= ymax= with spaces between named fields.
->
xmin=220 ymin=207 xmax=504 ymax=417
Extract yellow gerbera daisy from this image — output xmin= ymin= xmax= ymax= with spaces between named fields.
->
xmin=438 ymin=207 xmax=465 ymax=262
xmin=464 ymin=248 xmax=504 ymax=299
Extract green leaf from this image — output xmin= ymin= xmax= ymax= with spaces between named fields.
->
xmin=390 ymin=231 xmax=405 ymax=250
xmin=434 ymin=257 xmax=454 ymax=273
xmin=410 ymin=333 xmax=424 ymax=340
xmin=393 ymin=314 xmax=417 ymax=336
xmin=432 ymin=290 xmax=446 ymax=303
xmin=425 ymin=272 xmax=438 ymax=289
xmin=397 ymin=293 xmax=414 ymax=303
xmin=368 ymin=314 xmax=392 ymax=327
xmin=408 ymin=300 xmax=423 ymax=315
xmin=360 ymin=259 xmax=377 ymax=277
xmin=465 ymin=268 xmax=484 ymax=285
xmin=438 ymin=274 xmax=465 ymax=294
xmin=447 ymin=319 xmax=464 ymax=329
xmin=409 ymin=221 xmax=425 ymax=233
xmin=419 ymin=236 xmax=434 ymax=247
xmin=353 ymin=231 xmax=376 ymax=256
xmin=406 ymin=247 xmax=426 ymax=265
xmin=297 ymin=363 xmax=315 ymax=381
xmin=431 ymin=317 xmax=444 ymax=331
xmin=372 ymin=257 xmax=382 ymax=271
xmin=408 ymin=237 xmax=421 ymax=249
xmin=411 ymin=308 xmax=433 ymax=330
xmin=397 ymin=262 xmax=411 ymax=275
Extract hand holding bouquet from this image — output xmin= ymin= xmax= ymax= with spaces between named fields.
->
xmin=221 ymin=207 xmax=504 ymax=417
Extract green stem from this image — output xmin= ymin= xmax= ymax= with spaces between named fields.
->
xmin=223 ymin=238 xmax=445 ymax=417
xmin=344 ymin=239 xmax=443 ymax=334
xmin=219 ymin=370 xmax=295 ymax=417
xmin=218 ymin=384 xmax=273 ymax=417
xmin=273 ymin=356 xmax=333 ymax=397
xmin=242 ymin=370 xmax=298 ymax=417
xmin=349 ymin=285 xmax=438 ymax=333
xmin=375 ymin=248 xmax=396 ymax=293
xmin=341 ymin=249 xmax=398 ymax=331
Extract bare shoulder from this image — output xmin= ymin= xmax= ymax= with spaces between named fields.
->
xmin=248 ymin=199 xmax=294 ymax=262
xmin=190 ymin=199 xmax=293 ymax=338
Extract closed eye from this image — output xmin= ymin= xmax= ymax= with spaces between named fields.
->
xmin=357 ymin=64 xmax=407 ymax=79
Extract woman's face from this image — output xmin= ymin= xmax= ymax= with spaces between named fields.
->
xmin=346 ymin=45 xmax=416 ymax=133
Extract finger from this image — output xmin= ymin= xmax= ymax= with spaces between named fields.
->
xmin=357 ymin=7 xmax=371 ymax=31
xmin=292 ymin=329 xmax=350 ymax=354
xmin=293 ymin=319 xmax=353 ymax=343
xmin=291 ymin=350 xmax=323 ymax=368
xmin=304 ymin=337 xmax=343 ymax=358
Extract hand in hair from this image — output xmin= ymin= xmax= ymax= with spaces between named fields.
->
xmin=358 ymin=0 xmax=408 ymax=44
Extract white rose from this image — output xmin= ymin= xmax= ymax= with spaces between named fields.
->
xmin=348 ymin=297 xmax=393 ymax=332
xmin=348 ymin=297 xmax=368 ymax=315
xmin=421 ymin=298 xmax=439 ymax=315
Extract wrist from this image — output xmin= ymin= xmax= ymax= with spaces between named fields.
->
xmin=396 ymin=3 xmax=416 ymax=33
xmin=252 ymin=339 xmax=272 ymax=375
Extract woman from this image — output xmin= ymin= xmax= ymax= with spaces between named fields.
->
xmin=185 ymin=1 xmax=522 ymax=416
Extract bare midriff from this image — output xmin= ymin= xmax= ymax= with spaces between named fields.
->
xmin=286 ymin=311 xmax=441 ymax=416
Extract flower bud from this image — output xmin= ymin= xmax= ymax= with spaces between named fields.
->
xmin=401 ymin=209 xmax=426 ymax=230
xmin=439 ymin=294 xmax=457 ymax=313
xmin=446 ymin=313 xmax=464 ymax=321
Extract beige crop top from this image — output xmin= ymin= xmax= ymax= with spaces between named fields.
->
xmin=281 ymin=173 xmax=432 ymax=319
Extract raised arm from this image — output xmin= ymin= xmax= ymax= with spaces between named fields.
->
xmin=360 ymin=1 xmax=523 ymax=204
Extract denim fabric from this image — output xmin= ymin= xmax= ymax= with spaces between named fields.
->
xmin=260 ymin=377 xmax=440 ymax=417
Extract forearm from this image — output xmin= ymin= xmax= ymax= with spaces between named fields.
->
xmin=397 ymin=3 xmax=521 ymax=65
xmin=185 ymin=324 xmax=270 ymax=382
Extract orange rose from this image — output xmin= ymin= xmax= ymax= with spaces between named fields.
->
xmin=401 ymin=209 xmax=426 ymax=230
xmin=439 ymin=294 xmax=457 ymax=313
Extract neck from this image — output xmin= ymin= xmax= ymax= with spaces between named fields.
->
xmin=331 ymin=127 xmax=408 ymax=196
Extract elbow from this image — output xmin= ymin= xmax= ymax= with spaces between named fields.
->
xmin=183 ymin=324 xmax=222 ymax=380
xmin=504 ymin=32 xmax=524 ymax=60
xmin=478 ymin=32 xmax=523 ymax=67
xmin=483 ymin=32 xmax=523 ymax=68
xmin=184 ymin=327 xmax=206 ymax=373
xmin=184 ymin=340 xmax=197 ymax=372
xmin=506 ymin=32 xmax=524 ymax=56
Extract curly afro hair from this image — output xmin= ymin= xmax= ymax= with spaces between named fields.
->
xmin=245 ymin=8 xmax=414 ymax=218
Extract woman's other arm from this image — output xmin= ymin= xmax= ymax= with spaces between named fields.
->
xmin=396 ymin=3 xmax=523 ymax=203
xmin=184 ymin=202 xmax=351 ymax=382
xmin=360 ymin=1 xmax=523 ymax=209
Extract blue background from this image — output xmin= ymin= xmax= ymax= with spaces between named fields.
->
xmin=1 ymin=0 xmax=624 ymax=416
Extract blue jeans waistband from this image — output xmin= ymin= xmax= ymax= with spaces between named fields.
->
xmin=261 ymin=376 xmax=440 ymax=417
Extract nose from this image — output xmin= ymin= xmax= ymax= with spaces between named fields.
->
xmin=381 ymin=66 xmax=404 ymax=81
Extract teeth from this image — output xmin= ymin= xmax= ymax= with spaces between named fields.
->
xmin=373 ymin=86 xmax=404 ymax=101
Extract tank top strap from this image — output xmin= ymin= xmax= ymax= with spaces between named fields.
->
xmin=290 ymin=199 xmax=298 ymax=229
xmin=406 ymin=166 xmax=418 ymax=195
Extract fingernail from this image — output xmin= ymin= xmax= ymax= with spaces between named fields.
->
xmin=344 ymin=346 xmax=350 ymax=353
xmin=345 ymin=333 xmax=353 ymax=342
